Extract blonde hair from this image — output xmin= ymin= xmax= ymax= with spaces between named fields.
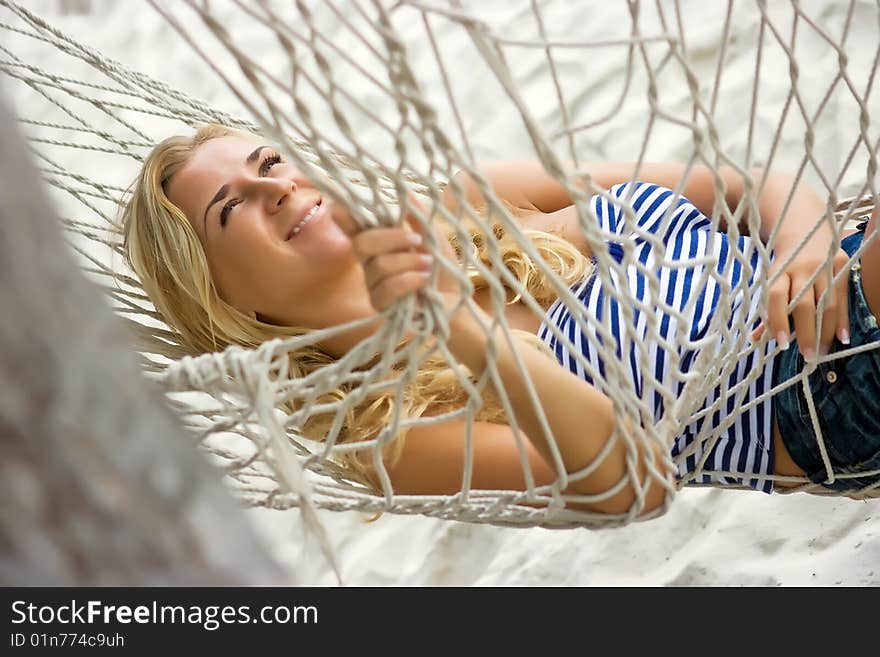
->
xmin=121 ymin=124 xmax=593 ymax=487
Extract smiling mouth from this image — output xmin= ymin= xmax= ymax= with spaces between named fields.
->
xmin=287 ymin=198 xmax=322 ymax=239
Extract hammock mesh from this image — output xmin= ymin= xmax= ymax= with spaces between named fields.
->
xmin=1 ymin=0 xmax=878 ymax=532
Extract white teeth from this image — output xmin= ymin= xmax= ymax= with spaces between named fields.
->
xmin=291 ymin=203 xmax=320 ymax=236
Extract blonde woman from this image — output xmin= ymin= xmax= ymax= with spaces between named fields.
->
xmin=122 ymin=124 xmax=880 ymax=515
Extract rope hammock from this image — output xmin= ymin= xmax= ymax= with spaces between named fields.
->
xmin=2 ymin=0 xmax=878 ymax=537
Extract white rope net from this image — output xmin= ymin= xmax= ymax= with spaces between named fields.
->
xmin=2 ymin=0 xmax=878 ymax=532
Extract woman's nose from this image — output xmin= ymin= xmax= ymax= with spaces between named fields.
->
xmin=255 ymin=176 xmax=297 ymax=214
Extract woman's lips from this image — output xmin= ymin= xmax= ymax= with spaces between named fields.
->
xmin=287 ymin=198 xmax=323 ymax=239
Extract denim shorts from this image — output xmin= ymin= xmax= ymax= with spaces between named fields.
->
xmin=773 ymin=225 xmax=880 ymax=492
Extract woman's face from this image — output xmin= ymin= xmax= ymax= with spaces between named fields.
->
xmin=165 ymin=136 xmax=356 ymax=324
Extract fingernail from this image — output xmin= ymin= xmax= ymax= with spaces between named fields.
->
xmin=419 ymin=254 xmax=434 ymax=268
xmin=803 ymin=347 xmax=816 ymax=362
xmin=407 ymin=233 xmax=423 ymax=246
xmin=776 ymin=331 xmax=790 ymax=350
xmin=840 ymin=328 xmax=851 ymax=345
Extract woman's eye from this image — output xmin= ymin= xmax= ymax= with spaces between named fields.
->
xmin=219 ymin=199 xmax=240 ymax=227
xmin=218 ymin=153 xmax=282 ymax=227
xmin=259 ymin=153 xmax=282 ymax=176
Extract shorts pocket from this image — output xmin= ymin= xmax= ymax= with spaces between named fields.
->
xmin=813 ymin=351 xmax=880 ymax=469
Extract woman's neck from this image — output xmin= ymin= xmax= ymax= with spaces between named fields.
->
xmin=302 ymin=263 xmax=383 ymax=358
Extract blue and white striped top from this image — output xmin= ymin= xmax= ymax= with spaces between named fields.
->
xmin=537 ymin=182 xmax=777 ymax=493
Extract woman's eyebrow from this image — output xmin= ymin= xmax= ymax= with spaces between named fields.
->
xmin=246 ymin=145 xmax=267 ymax=164
xmin=202 ymin=145 xmax=270 ymax=232
xmin=203 ymin=183 xmax=230 ymax=234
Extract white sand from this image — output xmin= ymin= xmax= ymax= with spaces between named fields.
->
xmin=5 ymin=0 xmax=878 ymax=585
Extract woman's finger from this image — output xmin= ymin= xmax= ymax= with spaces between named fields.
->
xmin=751 ymin=322 xmax=766 ymax=343
xmin=834 ymin=250 xmax=851 ymax=345
xmin=328 ymin=199 xmax=360 ymax=238
xmin=764 ymin=271 xmax=792 ymax=349
xmin=369 ymin=271 xmax=432 ymax=312
xmin=401 ymin=193 xmax=461 ymax=262
xmin=400 ymin=190 xmax=428 ymax=220
xmin=352 ymin=227 xmax=425 ymax=264
xmin=789 ymin=275 xmax=818 ymax=360
xmin=814 ymin=275 xmax=838 ymax=355
xmin=363 ymin=251 xmax=433 ymax=291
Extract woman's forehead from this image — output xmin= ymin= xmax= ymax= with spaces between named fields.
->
xmin=191 ymin=135 xmax=260 ymax=167
xmin=166 ymin=136 xmax=256 ymax=227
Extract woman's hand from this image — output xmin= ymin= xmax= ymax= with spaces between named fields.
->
xmin=740 ymin=171 xmax=852 ymax=360
xmin=330 ymin=195 xmax=463 ymax=314
xmin=753 ymin=235 xmax=850 ymax=360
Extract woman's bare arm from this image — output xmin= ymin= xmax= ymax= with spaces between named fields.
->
xmin=386 ymin=418 xmax=556 ymax=494
xmin=441 ymin=161 xmax=732 ymax=218
xmin=443 ymin=160 xmax=849 ymax=356
xmin=441 ymin=160 xmax=825 ymax=239
xmin=439 ymin=306 xmax=670 ymax=514
xmin=388 ymin=413 xmax=669 ymax=515
xmin=340 ymin=207 xmax=671 ymax=515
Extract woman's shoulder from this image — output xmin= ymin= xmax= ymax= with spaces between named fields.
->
xmin=598 ymin=181 xmax=707 ymax=237
xmin=605 ymin=180 xmax=696 ymax=208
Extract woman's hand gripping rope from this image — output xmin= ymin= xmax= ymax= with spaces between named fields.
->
xmin=330 ymin=193 xmax=463 ymax=316
xmin=752 ymin=230 xmax=851 ymax=361
xmin=332 ymin=192 xmax=670 ymax=513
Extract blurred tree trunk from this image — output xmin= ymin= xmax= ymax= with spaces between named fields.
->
xmin=0 ymin=90 xmax=289 ymax=585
